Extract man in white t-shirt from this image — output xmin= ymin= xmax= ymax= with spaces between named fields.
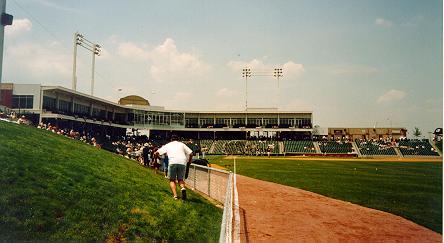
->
xmin=154 ymin=135 xmax=193 ymax=200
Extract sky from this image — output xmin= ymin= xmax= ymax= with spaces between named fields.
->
xmin=3 ymin=0 xmax=442 ymax=136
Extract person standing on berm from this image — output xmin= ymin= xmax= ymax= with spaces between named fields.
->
xmin=154 ymin=135 xmax=193 ymax=200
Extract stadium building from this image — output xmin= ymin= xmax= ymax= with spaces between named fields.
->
xmin=0 ymin=83 xmax=313 ymax=140
xmin=2 ymin=83 xmax=440 ymax=158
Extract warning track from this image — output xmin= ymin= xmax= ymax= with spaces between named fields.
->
xmin=236 ymin=175 xmax=441 ymax=242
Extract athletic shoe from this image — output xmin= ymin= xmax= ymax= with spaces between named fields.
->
xmin=181 ymin=188 xmax=187 ymax=200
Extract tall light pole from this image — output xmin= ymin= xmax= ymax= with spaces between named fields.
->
xmin=0 ymin=0 xmax=12 ymax=106
xmin=273 ymin=68 xmax=283 ymax=108
xmin=72 ymin=32 xmax=101 ymax=95
xmin=242 ymin=68 xmax=251 ymax=111
xmin=72 ymin=32 xmax=79 ymax=91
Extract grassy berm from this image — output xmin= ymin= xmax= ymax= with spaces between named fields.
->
xmin=0 ymin=121 xmax=222 ymax=241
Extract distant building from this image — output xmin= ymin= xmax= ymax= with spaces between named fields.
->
xmin=328 ymin=127 xmax=407 ymax=140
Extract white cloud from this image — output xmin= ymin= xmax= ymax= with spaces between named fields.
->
xmin=283 ymin=61 xmax=304 ymax=77
xmin=216 ymin=88 xmax=239 ymax=97
xmin=227 ymin=58 xmax=304 ymax=78
xmin=375 ymin=18 xmax=393 ymax=28
xmin=227 ymin=58 xmax=269 ymax=70
xmin=116 ymin=38 xmax=209 ymax=81
xmin=148 ymin=38 xmax=209 ymax=81
xmin=377 ymin=89 xmax=407 ymax=103
xmin=5 ymin=42 xmax=71 ymax=82
xmin=117 ymin=42 xmax=148 ymax=60
xmin=5 ymin=18 xmax=32 ymax=37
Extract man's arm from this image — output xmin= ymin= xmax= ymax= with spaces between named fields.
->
xmin=184 ymin=143 xmax=194 ymax=164
xmin=187 ymin=152 xmax=193 ymax=164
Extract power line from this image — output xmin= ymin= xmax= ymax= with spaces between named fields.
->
xmin=10 ymin=0 xmax=115 ymax=90
xmin=11 ymin=0 xmax=67 ymax=49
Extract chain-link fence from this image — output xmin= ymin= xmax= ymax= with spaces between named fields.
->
xmin=185 ymin=164 xmax=230 ymax=203
xmin=184 ymin=164 xmax=233 ymax=243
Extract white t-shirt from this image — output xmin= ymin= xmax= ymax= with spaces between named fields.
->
xmin=157 ymin=141 xmax=193 ymax=165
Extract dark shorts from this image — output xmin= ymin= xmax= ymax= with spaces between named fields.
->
xmin=168 ymin=164 xmax=186 ymax=181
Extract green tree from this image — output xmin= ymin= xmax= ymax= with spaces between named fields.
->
xmin=413 ymin=127 xmax=422 ymax=138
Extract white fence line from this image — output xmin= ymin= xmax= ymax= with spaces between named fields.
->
xmin=184 ymin=163 xmax=238 ymax=243
xmin=233 ymin=158 xmax=240 ymax=243
xmin=219 ymin=173 xmax=233 ymax=243
xmin=185 ymin=164 xmax=230 ymax=203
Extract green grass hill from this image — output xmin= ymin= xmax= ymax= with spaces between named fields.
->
xmin=0 ymin=121 xmax=222 ymax=241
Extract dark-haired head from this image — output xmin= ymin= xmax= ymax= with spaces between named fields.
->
xmin=171 ymin=134 xmax=179 ymax=141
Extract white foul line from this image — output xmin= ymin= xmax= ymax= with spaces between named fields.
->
xmin=233 ymin=157 xmax=241 ymax=243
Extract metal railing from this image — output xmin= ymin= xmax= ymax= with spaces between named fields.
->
xmin=219 ymin=173 xmax=233 ymax=243
xmin=185 ymin=164 xmax=231 ymax=203
xmin=184 ymin=164 xmax=234 ymax=243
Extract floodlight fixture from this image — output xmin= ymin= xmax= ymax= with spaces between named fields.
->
xmin=72 ymin=32 xmax=101 ymax=96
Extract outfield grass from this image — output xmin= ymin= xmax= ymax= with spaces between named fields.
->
xmin=210 ymin=156 xmax=442 ymax=233
xmin=0 ymin=121 xmax=222 ymax=241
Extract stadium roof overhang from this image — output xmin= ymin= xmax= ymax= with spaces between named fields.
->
xmin=40 ymin=85 xmax=311 ymax=115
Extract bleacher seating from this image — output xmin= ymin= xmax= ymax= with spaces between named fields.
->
xmin=212 ymin=140 xmax=226 ymax=154
xmin=245 ymin=140 xmax=279 ymax=155
xmin=355 ymin=139 xmax=397 ymax=156
xmin=198 ymin=140 xmax=213 ymax=154
xmin=318 ymin=141 xmax=352 ymax=154
xmin=169 ymin=138 xmax=441 ymax=157
xmin=398 ymin=139 xmax=440 ymax=156
xmin=224 ymin=140 xmax=246 ymax=155
xmin=284 ymin=140 xmax=316 ymax=154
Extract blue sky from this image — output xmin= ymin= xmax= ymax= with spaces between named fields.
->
xmin=3 ymin=0 xmax=442 ymax=136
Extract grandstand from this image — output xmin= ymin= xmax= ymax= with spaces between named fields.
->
xmin=0 ymin=83 xmax=313 ymax=141
xmin=355 ymin=139 xmax=398 ymax=156
xmin=398 ymin=139 xmax=440 ymax=157
xmin=284 ymin=140 xmax=316 ymax=154
xmin=0 ymin=83 xmax=441 ymax=159
xmin=318 ymin=141 xmax=353 ymax=154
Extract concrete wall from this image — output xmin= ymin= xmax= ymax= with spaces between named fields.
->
xmin=13 ymin=84 xmax=41 ymax=110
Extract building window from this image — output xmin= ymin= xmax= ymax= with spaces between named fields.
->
xmin=43 ymin=96 xmax=56 ymax=111
xmin=59 ymin=100 xmax=71 ymax=113
xmin=74 ymin=103 xmax=90 ymax=115
xmin=12 ymin=95 xmax=33 ymax=109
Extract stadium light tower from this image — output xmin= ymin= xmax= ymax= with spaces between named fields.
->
xmin=242 ymin=68 xmax=251 ymax=111
xmin=72 ymin=32 xmax=101 ymax=95
xmin=0 ymin=0 xmax=13 ymax=106
xmin=273 ymin=68 xmax=283 ymax=108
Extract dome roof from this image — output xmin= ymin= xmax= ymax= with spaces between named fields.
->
xmin=118 ymin=95 xmax=150 ymax=106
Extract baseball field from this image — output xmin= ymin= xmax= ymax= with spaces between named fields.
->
xmin=209 ymin=156 xmax=442 ymax=233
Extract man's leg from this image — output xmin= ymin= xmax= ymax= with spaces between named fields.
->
xmin=169 ymin=180 xmax=178 ymax=198
xmin=177 ymin=164 xmax=187 ymax=200
xmin=179 ymin=180 xmax=186 ymax=200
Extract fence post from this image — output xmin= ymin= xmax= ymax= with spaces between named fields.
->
xmin=193 ymin=164 xmax=196 ymax=190
xmin=208 ymin=167 xmax=211 ymax=197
